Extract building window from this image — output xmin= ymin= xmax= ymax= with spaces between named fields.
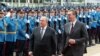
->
xmin=34 ymin=0 xmax=44 ymax=3
xmin=30 ymin=0 xmax=33 ymax=3
xmin=20 ymin=0 xmax=26 ymax=3
xmin=0 ymin=0 xmax=3 ymax=2
xmin=57 ymin=0 xmax=60 ymax=2
xmin=5 ymin=0 xmax=11 ymax=2
xmin=45 ymin=0 xmax=48 ymax=1
xmin=34 ymin=0 xmax=38 ymax=3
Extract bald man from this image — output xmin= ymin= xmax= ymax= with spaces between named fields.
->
xmin=29 ymin=16 xmax=57 ymax=56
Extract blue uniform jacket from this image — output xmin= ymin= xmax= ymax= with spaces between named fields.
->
xmin=17 ymin=17 xmax=27 ymax=40
xmin=0 ymin=18 xmax=6 ymax=42
xmin=5 ymin=17 xmax=17 ymax=42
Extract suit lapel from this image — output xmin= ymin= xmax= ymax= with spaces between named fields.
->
xmin=65 ymin=23 xmax=71 ymax=34
xmin=71 ymin=21 xmax=78 ymax=33
xmin=37 ymin=27 xmax=42 ymax=40
xmin=41 ymin=26 xmax=48 ymax=40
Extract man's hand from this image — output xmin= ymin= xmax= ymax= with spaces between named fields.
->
xmin=60 ymin=54 xmax=64 ymax=56
xmin=68 ymin=39 xmax=76 ymax=45
xmin=28 ymin=51 xmax=33 ymax=56
xmin=52 ymin=55 xmax=56 ymax=56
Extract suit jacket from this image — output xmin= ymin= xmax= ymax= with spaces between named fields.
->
xmin=30 ymin=26 xmax=57 ymax=56
xmin=62 ymin=21 xmax=88 ymax=56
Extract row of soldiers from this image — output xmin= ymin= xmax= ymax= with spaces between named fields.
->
xmin=77 ymin=7 xmax=100 ymax=46
xmin=0 ymin=6 xmax=100 ymax=56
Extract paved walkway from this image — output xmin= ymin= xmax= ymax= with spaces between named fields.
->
xmin=13 ymin=44 xmax=100 ymax=56
xmin=84 ymin=44 xmax=100 ymax=56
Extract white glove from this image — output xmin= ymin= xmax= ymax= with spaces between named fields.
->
xmin=88 ymin=15 xmax=90 ymax=18
xmin=3 ymin=20 xmax=7 ymax=27
xmin=27 ymin=20 xmax=30 ymax=23
xmin=6 ymin=12 xmax=11 ymax=17
xmin=25 ymin=34 xmax=30 ymax=39
xmin=52 ymin=55 xmax=55 ymax=56
xmin=58 ymin=29 xmax=61 ymax=34
xmin=65 ymin=17 xmax=67 ymax=20
xmin=58 ymin=18 xmax=61 ymax=20
xmin=28 ymin=51 xmax=33 ymax=56
xmin=58 ymin=55 xmax=62 ymax=56
xmin=49 ymin=19 xmax=51 ymax=21
xmin=86 ymin=25 xmax=89 ymax=29
xmin=83 ymin=15 xmax=86 ymax=18
xmin=79 ymin=14 xmax=82 ymax=17
xmin=54 ymin=19 xmax=57 ymax=21
xmin=37 ymin=19 xmax=40 ymax=22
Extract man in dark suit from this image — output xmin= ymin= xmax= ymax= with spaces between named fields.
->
xmin=62 ymin=10 xmax=88 ymax=56
xmin=29 ymin=16 xmax=57 ymax=56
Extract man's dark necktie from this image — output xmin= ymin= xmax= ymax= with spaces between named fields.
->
xmin=70 ymin=23 xmax=74 ymax=33
xmin=40 ymin=28 xmax=44 ymax=39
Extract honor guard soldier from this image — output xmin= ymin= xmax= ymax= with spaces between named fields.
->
xmin=43 ymin=7 xmax=50 ymax=27
xmin=52 ymin=7 xmax=58 ymax=31
xmin=62 ymin=6 xmax=68 ymax=25
xmin=38 ymin=7 xmax=43 ymax=19
xmin=90 ymin=8 xmax=97 ymax=45
xmin=65 ymin=6 xmax=68 ymax=23
xmin=53 ymin=6 xmax=61 ymax=55
xmin=35 ymin=8 xmax=43 ymax=27
xmin=78 ymin=8 xmax=84 ymax=22
xmin=56 ymin=6 xmax=64 ymax=55
xmin=24 ymin=7 xmax=31 ymax=56
xmin=5 ymin=8 xmax=18 ymax=56
xmin=43 ymin=7 xmax=49 ymax=17
xmin=96 ymin=7 xmax=100 ymax=43
xmin=86 ymin=9 xmax=95 ymax=46
xmin=24 ymin=8 xmax=37 ymax=56
xmin=0 ymin=9 xmax=6 ymax=56
xmin=33 ymin=8 xmax=38 ymax=27
xmin=82 ymin=8 xmax=89 ymax=52
xmin=91 ymin=8 xmax=99 ymax=44
xmin=59 ymin=6 xmax=67 ymax=32
xmin=16 ymin=8 xmax=30 ymax=56
xmin=78 ymin=10 xmax=86 ymax=23
xmin=23 ymin=7 xmax=35 ymax=56
xmin=28 ymin=8 xmax=36 ymax=34
xmin=49 ymin=8 xmax=55 ymax=28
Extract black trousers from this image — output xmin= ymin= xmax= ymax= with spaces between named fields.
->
xmin=62 ymin=46 xmax=84 ymax=56
xmin=34 ymin=51 xmax=51 ymax=56
xmin=88 ymin=29 xmax=94 ymax=45
xmin=63 ymin=47 xmax=73 ymax=56
xmin=24 ymin=39 xmax=30 ymax=56
xmin=97 ymin=26 xmax=100 ymax=42
xmin=57 ymin=33 xmax=62 ymax=55
xmin=34 ymin=53 xmax=51 ymax=56
xmin=16 ymin=40 xmax=26 ymax=56
xmin=5 ymin=42 xmax=15 ymax=56
xmin=0 ymin=42 xmax=4 ymax=56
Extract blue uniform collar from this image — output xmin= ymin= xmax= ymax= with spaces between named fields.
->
xmin=0 ymin=18 xmax=3 ymax=20
xmin=0 ymin=17 xmax=4 ymax=21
